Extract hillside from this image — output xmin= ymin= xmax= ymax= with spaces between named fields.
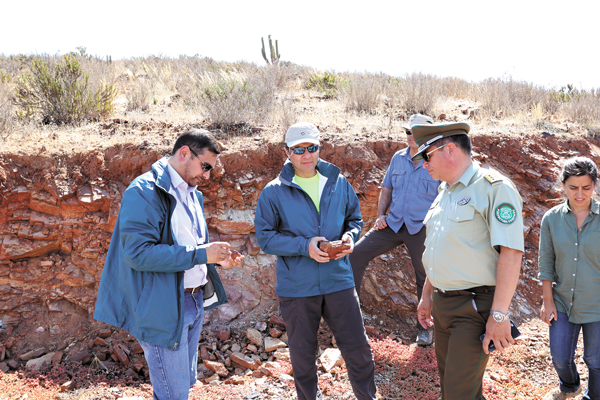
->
xmin=1 ymin=55 xmax=599 ymax=398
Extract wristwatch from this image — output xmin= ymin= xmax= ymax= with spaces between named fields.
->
xmin=490 ymin=310 xmax=509 ymax=323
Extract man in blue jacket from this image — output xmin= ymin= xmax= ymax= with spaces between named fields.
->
xmin=94 ymin=129 xmax=243 ymax=400
xmin=255 ymin=122 xmax=377 ymax=400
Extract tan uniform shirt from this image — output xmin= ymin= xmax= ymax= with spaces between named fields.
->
xmin=423 ymin=163 xmax=525 ymax=290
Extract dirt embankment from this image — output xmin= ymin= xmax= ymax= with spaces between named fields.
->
xmin=1 ymin=130 xmax=598 ymax=359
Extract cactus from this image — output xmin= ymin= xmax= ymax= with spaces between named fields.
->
xmin=261 ymin=35 xmax=280 ymax=65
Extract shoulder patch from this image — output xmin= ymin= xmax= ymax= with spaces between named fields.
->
xmin=484 ymin=173 xmax=502 ymax=184
xmin=495 ymin=203 xmax=517 ymax=224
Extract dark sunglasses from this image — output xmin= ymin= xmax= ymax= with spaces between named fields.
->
xmin=290 ymin=144 xmax=319 ymax=155
xmin=405 ymin=130 xmax=412 ymax=135
xmin=422 ymin=143 xmax=449 ymax=162
xmin=188 ymin=147 xmax=214 ymax=172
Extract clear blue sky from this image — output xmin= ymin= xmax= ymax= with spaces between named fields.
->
xmin=3 ymin=0 xmax=599 ymax=89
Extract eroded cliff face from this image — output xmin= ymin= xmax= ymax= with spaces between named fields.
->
xmin=1 ymin=133 xmax=598 ymax=333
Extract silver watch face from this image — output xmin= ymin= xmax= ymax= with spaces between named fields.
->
xmin=492 ymin=311 xmax=507 ymax=322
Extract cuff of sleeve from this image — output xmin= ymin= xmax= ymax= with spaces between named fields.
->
xmin=538 ymin=271 xmax=554 ymax=282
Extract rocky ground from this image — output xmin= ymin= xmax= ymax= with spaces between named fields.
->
xmin=0 ymin=310 xmax=589 ymax=400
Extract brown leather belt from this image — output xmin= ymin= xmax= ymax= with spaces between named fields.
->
xmin=184 ymin=284 xmax=205 ymax=294
xmin=434 ymin=285 xmax=495 ymax=296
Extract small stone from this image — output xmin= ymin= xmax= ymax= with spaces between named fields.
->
xmin=204 ymin=374 xmax=220 ymax=383
xmin=203 ymin=360 xmax=229 ymax=377
xmin=319 ymin=348 xmax=344 ymax=372
xmin=269 ymin=315 xmax=286 ymax=328
xmin=216 ymin=330 xmax=231 ymax=341
xmin=60 ymin=381 xmax=76 ymax=392
xmin=246 ymin=328 xmax=263 ymax=347
xmin=98 ymin=329 xmax=112 ymax=338
xmin=5 ymin=337 xmax=15 ymax=349
xmin=51 ymin=351 xmax=63 ymax=366
xmin=71 ymin=350 xmax=91 ymax=364
xmin=255 ymin=321 xmax=267 ymax=332
xmin=230 ymin=352 xmax=261 ymax=371
xmin=200 ymin=346 xmax=210 ymax=360
xmin=264 ymin=337 xmax=287 ymax=353
xmin=269 ymin=328 xmax=282 ymax=338
xmin=247 ymin=344 xmax=258 ymax=353
xmin=278 ymin=373 xmax=294 ymax=382
xmin=93 ymin=337 xmax=109 ymax=347
xmin=19 ymin=348 xmax=47 ymax=361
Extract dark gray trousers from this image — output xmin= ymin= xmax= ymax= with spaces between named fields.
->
xmin=278 ymin=288 xmax=377 ymax=400
xmin=349 ymin=224 xmax=427 ymax=300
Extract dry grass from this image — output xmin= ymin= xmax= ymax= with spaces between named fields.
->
xmin=0 ymin=52 xmax=598 ymax=151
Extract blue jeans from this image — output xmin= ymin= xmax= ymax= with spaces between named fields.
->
xmin=549 ymin=312 xmax=600 ymax=400
xmin=139 ymin=290 xmax=204 ymax=400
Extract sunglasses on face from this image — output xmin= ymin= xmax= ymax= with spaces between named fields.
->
xmin=405 ymin=130 xmax=412 ymax=136
xmin=290 ymin=144 xmax=319 ymax=155
xmin=422 ymin=143 xmax=449 ymax=162
xmin=188 ymin=147 xmax=214 ymax=172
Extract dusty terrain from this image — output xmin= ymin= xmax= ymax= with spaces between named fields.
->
xmin=1 ymin=58 xmax=599 ymax=398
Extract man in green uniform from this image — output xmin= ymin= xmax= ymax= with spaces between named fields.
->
xmin=413 ymin=122 xmax=524 ymax=400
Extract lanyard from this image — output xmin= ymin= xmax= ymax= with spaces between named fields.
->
xmin=166 ymin=169 xmax=204 ymax=242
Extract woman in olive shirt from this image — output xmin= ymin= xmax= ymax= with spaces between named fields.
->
xmin=539 ymin=157 xmax=600 ymax=400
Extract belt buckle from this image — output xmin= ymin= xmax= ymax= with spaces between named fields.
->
xmin=438 ymin=288 xmax=446 ymax=294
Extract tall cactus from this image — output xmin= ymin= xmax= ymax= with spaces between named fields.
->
xmin=261 ymin=35 xmax=280 ymax=66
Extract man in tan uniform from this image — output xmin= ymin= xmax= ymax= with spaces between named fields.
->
xmin=413 ymin=122 xmax=524 ymax=400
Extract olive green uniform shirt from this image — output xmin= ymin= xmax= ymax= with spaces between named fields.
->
xmin=538 ymin=198 xmax=600 ymax=324
xmin=423 ymin=163 xmax=525 ymax=290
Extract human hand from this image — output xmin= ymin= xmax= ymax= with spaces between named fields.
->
xmin=333 ymin=234 xmax=354 ymax=260
xmin=309 ymin=237 xmax=330 ymax=263
xmin=417 ymin=296 xmax=434 ymax=330
xmin=373 ymin=215 xmax=388 ymax=231
xmin=540 ymin=300 xmax=558 ymax=326
xmin=205 ymin=242 xmax=231 ymax=264
xmin=482 ymin=317 xmax=514 ymax=354
xmin=219 ymin=249 xmax=245 ymax=269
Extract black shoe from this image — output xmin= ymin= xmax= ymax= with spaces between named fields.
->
xmin=416 ymin=326 xmax=433 ymax=346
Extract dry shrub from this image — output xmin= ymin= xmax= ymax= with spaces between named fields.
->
xmin=560 ymin=90 xmax=600 ymax=125
xmin=342 ymin=73 xmax=383 ymax=114
xmin=177 ymin=65 xmax=276 ymax=133
xmin=276 ymin=94 xmax=299 ymax=132
xmin=0 ymin=82 xmax=15 ymax=139
xmin=125 ymin=78 xmax=154 ymax=111
xmin=384 ymin=73 xmax=442 ymax=116
xmin=473 ymin=77 xmax=548 ymax=119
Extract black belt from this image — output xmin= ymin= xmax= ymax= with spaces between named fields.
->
xmin=434 ymin=285 xmax=495 ymax=296
xmin=184 ymin=284 xmax=205 ymax=294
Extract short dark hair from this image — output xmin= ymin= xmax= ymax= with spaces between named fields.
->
xmin=560 ymin=156 xmax=598 ymax=184
xmin=171 ymin=129 xmax=221 ymax=156
xmin=440 ymin=134 xmax=471 ymax=156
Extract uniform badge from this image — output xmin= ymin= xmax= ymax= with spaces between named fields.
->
xmin=495 ymin=203 xmax=517 ymax=224
xmin=457 ymin=196 xmax=471 ymax=206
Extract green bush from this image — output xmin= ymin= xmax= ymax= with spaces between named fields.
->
xmin=306 ymin=71 xmax=345 ymax=99
xmin=15 ymin=54 xmax=116 ymax=125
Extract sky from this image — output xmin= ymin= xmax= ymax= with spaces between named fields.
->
xmin=2 ymin=0 xmax=599 ymax=90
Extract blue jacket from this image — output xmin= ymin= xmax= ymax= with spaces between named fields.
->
xmin=94 ymin=157 xmax=227 ymax=350
xmin=254 ymin=159 xmax=363 ymax=297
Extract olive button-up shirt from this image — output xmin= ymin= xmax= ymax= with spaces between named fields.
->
xmin=538 ymin=198 xmax=600 ymax=324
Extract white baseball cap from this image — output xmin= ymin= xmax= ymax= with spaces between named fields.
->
xmin=403 ymin=114 xmax=434 ymax=130
xmin=285 ymin=122 xmax=320 ymax=147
